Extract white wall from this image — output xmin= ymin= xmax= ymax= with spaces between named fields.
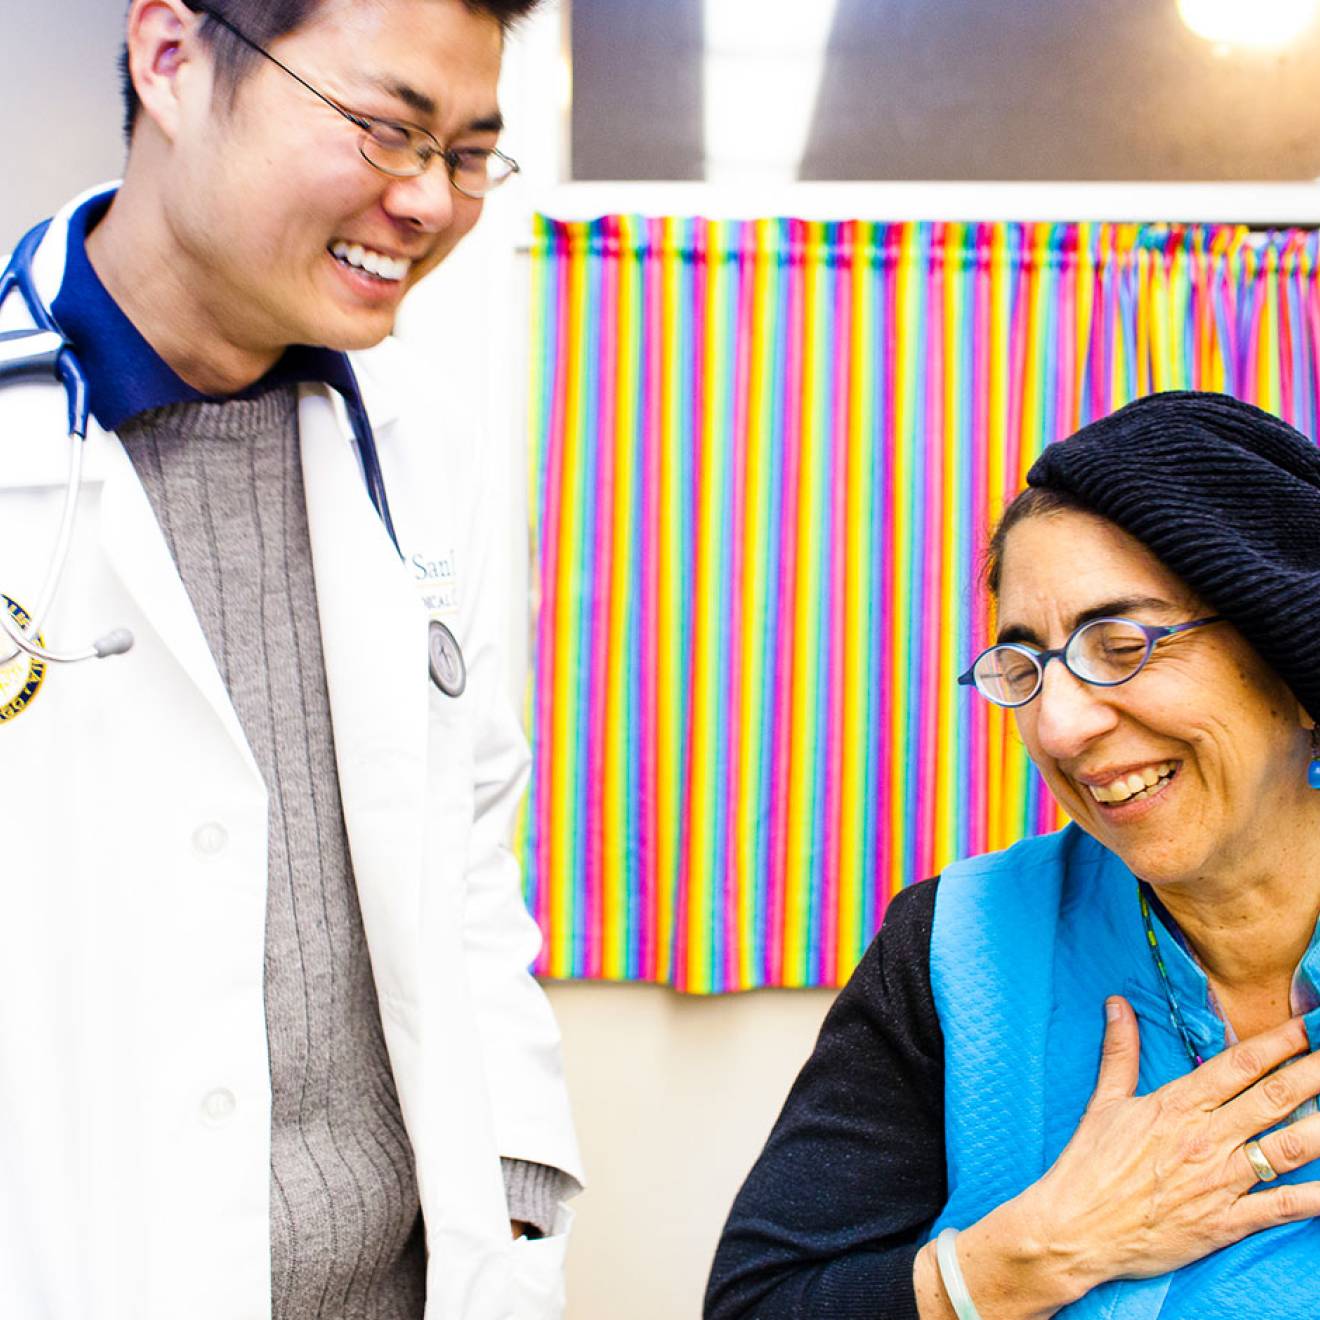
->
xmin=545 ymin=982 xmax=833 ymax=1319
xmin=0 ymin=4 xmax=127 ymax=244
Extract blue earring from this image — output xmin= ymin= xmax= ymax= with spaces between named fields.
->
xmin=1310 ymin=728 xmax=1320 ymax=790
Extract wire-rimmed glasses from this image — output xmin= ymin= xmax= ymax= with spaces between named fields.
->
xmin=958 ymin=615 xmax=1224 ymax=708
xmin=187 ymin=4 xmax=520 ymax=198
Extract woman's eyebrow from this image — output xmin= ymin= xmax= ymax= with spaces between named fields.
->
xmin=995 ymin=596 xmax=1179 ymax=646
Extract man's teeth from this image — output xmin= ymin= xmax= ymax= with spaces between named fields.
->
xmin=1087 ymin=762 xmax=1176 ymax=804
xmin=330 ymin=241 xmax=410 ymax=282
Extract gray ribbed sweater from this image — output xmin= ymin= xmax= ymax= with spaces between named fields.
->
xmin=118 ymin=387 xmax=562 ymax=1319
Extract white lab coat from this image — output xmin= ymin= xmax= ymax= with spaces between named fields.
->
xmin=0 ymin=188 xmax=583 ymax=1320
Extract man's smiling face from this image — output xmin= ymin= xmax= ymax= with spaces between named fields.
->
xmin=161 ymin=0 xmax=504 ymax=357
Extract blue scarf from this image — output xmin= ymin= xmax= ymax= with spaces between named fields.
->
xmin=929 ymin=824 xmax=1320 ymax=1318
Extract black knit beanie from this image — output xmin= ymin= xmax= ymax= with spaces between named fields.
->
xmin=1025 ymin=390 xmax=1320 ymax=723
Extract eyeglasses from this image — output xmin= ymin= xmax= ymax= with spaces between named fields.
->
xmin=957 ymin=615 xmax=1224 ymax=708
xmin=187 ymin=5 xmax=520 ymax=198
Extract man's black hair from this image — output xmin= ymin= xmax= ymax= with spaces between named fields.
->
xmin=119 ymin=0 xmax=540 ymax=142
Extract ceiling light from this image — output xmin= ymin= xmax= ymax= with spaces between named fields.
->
xmin=703 ymin=0 xmax=841 ymax=184
xmin=1176 ymin=0 xmax=1320 ymax=48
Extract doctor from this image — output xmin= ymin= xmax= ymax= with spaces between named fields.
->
xmin=0 ymin=1 xmax=581 ymax=1318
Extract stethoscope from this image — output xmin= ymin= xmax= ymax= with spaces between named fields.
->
xmin=0 ymin=219 xmax=465 ymax=697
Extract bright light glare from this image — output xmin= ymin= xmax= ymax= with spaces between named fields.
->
xmin=703 ymin=0 xmax=841 ymax=184
xmin=1176 ymin=0 xmax=1320 ymax=48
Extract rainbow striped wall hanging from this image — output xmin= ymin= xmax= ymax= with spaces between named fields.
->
xmin=520 ymin=217 xmax=1320 ymax=994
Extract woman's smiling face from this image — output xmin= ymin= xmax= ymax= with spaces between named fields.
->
xmin=996 ymin=508 xmax=1313 ymax=889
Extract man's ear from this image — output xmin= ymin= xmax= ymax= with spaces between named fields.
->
xmin=125 ymin=0 xmax=208 ymax=143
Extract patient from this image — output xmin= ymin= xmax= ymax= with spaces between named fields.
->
xmin=706 ymin=392 xmax=1320 ymax=1319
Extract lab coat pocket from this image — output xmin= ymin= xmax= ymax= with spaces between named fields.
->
xmin=510 ymin=1204 xmax=573 ymax=1319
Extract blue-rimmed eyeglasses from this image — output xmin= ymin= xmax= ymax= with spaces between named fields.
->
xmin=186 ymin=4 xmax=520 ymax=198
xmin=958 ymin=615 xmax=1224 ymax=708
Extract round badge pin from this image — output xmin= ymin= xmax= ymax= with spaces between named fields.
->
xmin=428 ymin=619 xmax=467 ymax=698
xmin=0 ymin=596 xmax=48 ymax=723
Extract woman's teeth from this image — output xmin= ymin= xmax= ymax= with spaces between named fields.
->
xmin=330 ymin=241 xmax=410 ymax=282
xmin=1086 ymin=762 xmax=1177 ymax=805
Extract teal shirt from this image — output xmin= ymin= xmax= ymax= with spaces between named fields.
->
xmin=928 ymin=824 xmax=1320 ymax=1319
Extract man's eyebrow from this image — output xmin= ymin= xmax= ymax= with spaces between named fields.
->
xmin=995 ymin=596 xmax=1179 ymax=647
xmin=372 ymin=78 xmax=438 ymax=119
xmin=367 ymin=78 xmax=505 ymax=134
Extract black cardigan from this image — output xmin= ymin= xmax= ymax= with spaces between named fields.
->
xmin=705 ymin=878 xmax=945 ymax=1319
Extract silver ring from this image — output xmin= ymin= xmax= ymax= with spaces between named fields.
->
xmin=1243 ymin=1137 xmax=1279 ymax=1183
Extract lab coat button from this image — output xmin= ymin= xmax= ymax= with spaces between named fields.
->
xmin=201 ymin=1088 xmax=237 ymax=1123
xmin=192 ymin=823 xmax=229 ymax=856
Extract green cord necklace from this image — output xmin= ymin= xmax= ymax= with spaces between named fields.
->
xmin=1138 ymin=883 xmax=1206 ymax=1069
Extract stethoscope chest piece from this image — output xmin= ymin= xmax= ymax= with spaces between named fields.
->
xmin=428 ymin=619 xmax=466 ymax=698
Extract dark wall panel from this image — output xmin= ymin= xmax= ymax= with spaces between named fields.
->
xmin=802 ymin=0 xmax=1320 ymax=181
xmin=569 ymin=0 xmax=1320 ymax=182
xmin=571 ymin=0 xmax=705 ymax=180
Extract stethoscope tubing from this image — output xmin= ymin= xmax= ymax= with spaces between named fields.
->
xmin=0 ymin=227 xmax=114 ymax=666
xmin=1 ymin=222 xmax=127 ymax=666
xmin=0 ymin=431 xmax=95 ymax=664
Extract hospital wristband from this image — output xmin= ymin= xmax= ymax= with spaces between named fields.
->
xmin=935 ymin=1227 xmax=984 ymax=1320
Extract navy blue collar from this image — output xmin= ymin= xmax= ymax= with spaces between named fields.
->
xmin=48 ymin=191 xmax=360 ymax=433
